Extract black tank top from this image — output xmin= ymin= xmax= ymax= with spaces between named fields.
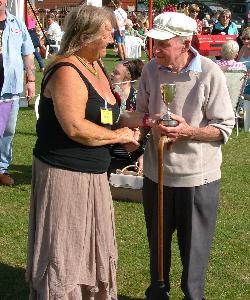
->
xmin=33 ymin=62 xmax=120 ymax=173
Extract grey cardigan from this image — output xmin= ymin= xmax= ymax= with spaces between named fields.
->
xmin=136 ymin=57 xmax=235 ymax=187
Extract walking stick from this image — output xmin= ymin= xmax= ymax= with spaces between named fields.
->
xmin=157 ymin=135 xmax=169 ymax=292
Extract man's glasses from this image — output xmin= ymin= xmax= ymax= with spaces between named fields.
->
xmin=242 ymin=37 xmax=250 ymax=41
xmin=221 ymin=15 xmax=230 ymax=19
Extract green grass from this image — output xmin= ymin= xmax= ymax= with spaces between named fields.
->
xmin=0 ymin=50 xmax=249 ymax=299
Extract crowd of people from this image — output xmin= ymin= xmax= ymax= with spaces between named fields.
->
xmin=0 ymin=0 xmax=249 ymax=299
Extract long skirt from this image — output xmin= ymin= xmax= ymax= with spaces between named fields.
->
xmin=26 ymin=157 xmax=117 ymax=299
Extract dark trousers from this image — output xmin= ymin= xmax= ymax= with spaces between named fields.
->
xmin=143 ymin=177 xmax=220 ymax=300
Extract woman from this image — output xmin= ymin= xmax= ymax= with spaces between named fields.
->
xmin=237 ymin=27 xmax=250 ymax=95
xmin=27 ymin=6 xmax=44 ymax=72
xmin=125 ymin=18 xmax=135 ymax=36
xmin=109 ymin=59 xmax=145 ymax=174
xmin=211 ymin=9 xmax=238 ymax=35
xmin=188 ymin=3 xmax=203 ymax=35
xmin=237 ymin=27 xmax=250 ymax=67
xmin=111 ymin=59 xmax=144 ymax=111
xmin=26 ymin=5 xmax=138 ymax=299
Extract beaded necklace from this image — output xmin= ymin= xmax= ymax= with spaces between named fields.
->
xmin=75 ymin=55 xmax=99 ymax=79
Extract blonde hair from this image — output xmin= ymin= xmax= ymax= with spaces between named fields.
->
xmin=58 ymin=5 xmax=115 ymax=57
xmin=241 ymin=27 xmax=250 ymax=39
xmin=189 ymin=4 xmax=200 ymax=14
xmin=221 ymin=40 xmax=239 ymax=60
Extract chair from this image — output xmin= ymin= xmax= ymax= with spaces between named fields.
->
xmin=45 ymin=38 xmax=61 ymax=59
xmin=45 ymin=31 xmax=64 ymax=59
xmin=141 ymin=35 xmax=148 ymax=50
xmin=223 ymin=69 xmax=248 ymax=136
xmin=125 ymin=36 xmax=142 ymax=59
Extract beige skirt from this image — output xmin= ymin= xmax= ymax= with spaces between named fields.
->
xmin=26 ymin=157 xmax=117 ymax=300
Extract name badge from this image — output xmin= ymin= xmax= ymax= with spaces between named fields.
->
xmin=101 ymin=108 xmax=113 ymax=125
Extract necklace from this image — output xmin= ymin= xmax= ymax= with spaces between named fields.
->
xmin=75 ymin=55 xmax=99 ymax=79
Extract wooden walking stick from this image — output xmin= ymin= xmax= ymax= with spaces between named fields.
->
xmin=157 ymin=135 xmax=169 ymax=291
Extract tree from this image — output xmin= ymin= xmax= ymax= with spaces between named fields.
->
xmin=144 ymin=0 xmax=179 ymax=12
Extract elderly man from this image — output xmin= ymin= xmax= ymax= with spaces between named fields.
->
xmin=0 ymin=0 xmax=35 ymax=186
xmin=121 ymin=12 xmax=235 ymax=300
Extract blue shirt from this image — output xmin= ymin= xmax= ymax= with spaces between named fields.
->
xmin=158 ymin=46 xmax=202 ymax=73
xmin=213 ymin=21 xmax=238 ymax=35
xmin=1 ymin=11 xmax=34 ymax=96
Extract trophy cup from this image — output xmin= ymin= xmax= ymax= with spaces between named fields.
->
xmin=160 ymin=83 xmax=178 ymax=127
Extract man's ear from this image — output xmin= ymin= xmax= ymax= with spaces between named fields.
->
xmin=182 ymin=40 xmax=191 ymax=52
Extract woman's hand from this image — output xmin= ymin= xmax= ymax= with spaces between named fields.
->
xmin=156 ymin=114 xmax=193 ymax=142
xmin=122 ymin=128 xmax=141 ymax=152
xmin=115 ymin=127 xmax=140 ymax=146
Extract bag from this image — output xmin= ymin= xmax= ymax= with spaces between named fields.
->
xmin=0 ymin=100 xmax=13 ymax=137
xmin=109 ymin=164 xmax=143 ymax=203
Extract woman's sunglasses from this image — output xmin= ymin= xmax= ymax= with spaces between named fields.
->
xmin=190 ymin=10 xmax=199 ymax=13
xmin=242 ymin=37 xmax=250 ymax=41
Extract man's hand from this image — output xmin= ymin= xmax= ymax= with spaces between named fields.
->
xmin=25 ymin=81 xmax=36 ymax=98
xmin=157 ymin=113 xmax=193 ymax=142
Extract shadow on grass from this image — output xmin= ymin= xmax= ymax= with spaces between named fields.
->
xmin=19 ymin=105 xmax=35 ymax=112
xmin=15 ymin=130 xmax=37 ymax=137
xmin=9 ymin=164 xmax=32 ymax=186
xmin=0 ymin=263 xmax=29 ymax=299
xmin=0 ymin=264 xmax=144 ymax=299
xmin=119 ymin=296 xmax=144 ymax=300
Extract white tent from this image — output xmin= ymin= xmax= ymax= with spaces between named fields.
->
xmin=7 ymin=0 xmax=35 ymax=21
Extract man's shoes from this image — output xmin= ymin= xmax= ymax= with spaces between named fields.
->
xmin=0 ymin=173 xmax=14 ymax=186
xmin=145 ymin=284 xmax=169 ymax=300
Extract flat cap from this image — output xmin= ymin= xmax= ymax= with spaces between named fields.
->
xmin=146 ymin=12 xmax=197 ymax=40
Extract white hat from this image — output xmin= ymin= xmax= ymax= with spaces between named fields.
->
xmin=146 ymin=12 xmax=197 ymax=40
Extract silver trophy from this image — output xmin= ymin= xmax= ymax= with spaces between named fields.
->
xmin=160 ymin=83 xmax=178 ymax=127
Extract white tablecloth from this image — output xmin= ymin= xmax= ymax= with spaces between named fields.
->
xmin=125 ymin=36 xmax=143 ymax=59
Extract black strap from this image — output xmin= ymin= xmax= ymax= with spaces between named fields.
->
xmin=41 ymin=62 xmax=91 ymax=95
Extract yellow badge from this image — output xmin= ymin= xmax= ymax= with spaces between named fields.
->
xmin=101 ymin=108 xmax=113 ymax=125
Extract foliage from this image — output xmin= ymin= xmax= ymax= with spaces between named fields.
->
xmin=144 ymin=0 xmax=179 ymax=12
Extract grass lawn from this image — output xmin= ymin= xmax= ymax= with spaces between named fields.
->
xmin=0 ymin=50 xmax=249 ymax=299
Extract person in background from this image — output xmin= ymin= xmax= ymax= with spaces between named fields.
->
xmin=237 ymin=27 xmax=250 ymax=95
xmin=125 ymin=18 xmax=135 ymax=36
xmin=113 ymin=0 xmax=127 ymax=60
xmin=27 ymin=5 xmax=44 ymax=72
xmin=215 ymin=40 xmax=246 ymax=71
xmin=201 ymin=13 xmax=213 ymax=34
xmin=109 ymin=59 xmax=145 ymax=174
xmin=237 ymin=27 xmax=250 ymax=68
xmin=26 ymin=5 xmax=138 ymax=299
xmin=211 ymin=9 xmax=238 ymax=35
xmin=111 ymin=59 xmax=144 ymax=111
xmin=137 ymin=18 xmax=149 ymax=38
xmin=45 ymin=13 xmax=62 ymax=47
xmin=0 ymin=0 xmax=35 ymax=186
xmin=188 ymin=3 xmax=202 ymax=35
xmin=119 ymin=11 xmax=235 ymax=300
xmin=210 ymin=11 xmax=220 ymax=26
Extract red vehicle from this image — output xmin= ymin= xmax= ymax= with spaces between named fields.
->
xmin=191 ymin=34 xmax=238 ymax=57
